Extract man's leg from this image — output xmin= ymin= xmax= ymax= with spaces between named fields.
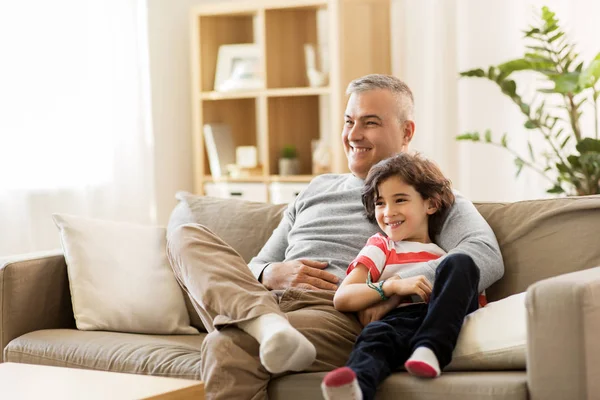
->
xmin=167 ymin=224 xmax=315 ymax=397
xmin=282 ymin=289 xmax=363 ymax=371
xmin=201 ymin=328 xmax=270 ymax=400
xmin=408 ymin=253 xmax=481 ymax=372
xmin=167 ymin=223 xmax=280 ymax=330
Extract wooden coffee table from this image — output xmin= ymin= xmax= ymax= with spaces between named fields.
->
xmin=0 ymin=362 xmax=204 ymax=399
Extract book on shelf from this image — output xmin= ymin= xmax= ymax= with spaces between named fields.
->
xmin=203 ymin=123 xmax=235 ymax=179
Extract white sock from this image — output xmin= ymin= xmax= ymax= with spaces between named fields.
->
xmin=321 ymin=367 xmax=363 ymax=400
xmin=404 ymin=346 xmax=441 ymax=378
xmin=238 ymin=313 xmax=316 ymax=374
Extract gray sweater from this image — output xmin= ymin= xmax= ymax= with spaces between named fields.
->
xmin=249 ymin=174 xmax=504 ymax=292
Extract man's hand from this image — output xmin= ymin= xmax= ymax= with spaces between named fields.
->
xmin=261 ymin=259 xmax=339 ymax=291
xmin=357 ymin=295 xmax=403 ymax=327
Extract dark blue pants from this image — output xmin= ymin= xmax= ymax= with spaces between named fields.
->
xmin=346 ymin=253 xmax=481 ymax=400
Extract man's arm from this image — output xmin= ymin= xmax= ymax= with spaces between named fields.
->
xmin=396 ymin=192 xmax=504 ymax=292
xmin=248 ymin=201 xmax=339 ymax=290
xmin=248 ymin=202 xmax=295 ymax=280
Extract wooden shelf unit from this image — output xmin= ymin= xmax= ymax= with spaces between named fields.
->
xmin=190 ymin=0 xmax=391 ymax=200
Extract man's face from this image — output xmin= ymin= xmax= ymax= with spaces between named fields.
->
xmin=342 ymin=89 xmax=413 ymax=179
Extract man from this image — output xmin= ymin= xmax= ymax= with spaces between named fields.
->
xmin=167 ymin=74 xmax=504 ymax=399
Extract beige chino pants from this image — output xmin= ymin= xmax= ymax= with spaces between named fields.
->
xmin=167 ymin=223 xmax=363 ymax=400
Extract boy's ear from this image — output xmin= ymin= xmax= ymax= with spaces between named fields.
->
xmin=425 ymin=199 xmax=439 ymax=215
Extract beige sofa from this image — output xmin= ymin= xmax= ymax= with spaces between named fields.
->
xmin=2 ymin=195 xmax=600 ymax=400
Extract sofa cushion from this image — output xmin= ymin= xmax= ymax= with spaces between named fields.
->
xmin=448 ymin=292 xmax=526 ymax=371
xmin=53 ymin=214 xmax=198 ymax=335
xmin=475 ymin=195 xmax=600 ymax=301
xmin=268 ymin=371 xmax=527 ymax=400
xmin=4 ymin=329 xmax=204 ymax=380
xmin=167 ymin=192 xmax=286 ymax=263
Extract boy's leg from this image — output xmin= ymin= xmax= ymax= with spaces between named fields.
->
xmin=409 ymin=253 xmax=481 ymax=370
xmin=328 ymin=305 xmax=427 ymax=400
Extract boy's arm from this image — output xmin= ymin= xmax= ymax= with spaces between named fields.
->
xmin=333 ymin=264 xmax=432 ymax=312
xmin=395 ymin=192 xmax=504 ymax=292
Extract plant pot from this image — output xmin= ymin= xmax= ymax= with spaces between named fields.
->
xmin=279 ymin=158 xmax=300 ymax=176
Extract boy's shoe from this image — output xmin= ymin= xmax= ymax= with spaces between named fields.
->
xmin=321 ymin=367 xmax=363 ymax=400
xmin=404 ymin=346 xmax=441 ymax=378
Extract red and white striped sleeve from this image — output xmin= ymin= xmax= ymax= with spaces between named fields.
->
xmin=347 ymin=234 xmax=390 ymax=281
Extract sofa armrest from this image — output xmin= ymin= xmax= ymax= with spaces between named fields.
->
xmin=526 ymin=266 xmax=600 ymax=400
xmin=0 ymin=251 xmax=75 ymax=362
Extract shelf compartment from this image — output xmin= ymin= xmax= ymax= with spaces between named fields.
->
xmin=268 ymin=95 xmax=320 ymax=176
xmin=197 ymin=14 xmax=256 ymax=91
xmin=265 ymin=7 xmax=325 ymax=88
xmin=202 ymin=98 xmax=259 ymax=177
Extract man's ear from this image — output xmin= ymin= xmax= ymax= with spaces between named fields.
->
xmin=402 ymin=120 xmax=416 ymax=146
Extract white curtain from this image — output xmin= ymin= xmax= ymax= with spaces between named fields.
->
xmin=392 ymin=0 xmax=600 ymax=202
xmin=0 ymin=0 xmax=156 ymax=256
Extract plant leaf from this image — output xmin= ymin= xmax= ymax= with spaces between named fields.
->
xmin=560 ymin=135 xmax=571 ymax=149
xmin=456 ymin=132 xmax=481 ymax=141
xmin=546 ymin=184 xmax=565 ymax=194
xmin=500 ymin=80 xmax=517 ymax=97
xmin=528 ymin=141 xmax=535 ymax=161
xmin=548 ymin=31 xmax=564 ymax=43
xmin=514 ymin=158 xmax=525 ymax=177
xmin=550 ymin=72 xmax=580 ymax=94
xmin=460 ymin=68 xmax=486 ymax=78
xmin=501 ymin=133 xmax=508 ymax=147
xmin=578 ymin=53 xmax=600 ymax=88
xmin=484 ymin=130 xmax=492 ymax=143
xmin=524 ymin=120 xmax=537 ymax=129
xmin=576 ymin=138 xmax=600 ymax=154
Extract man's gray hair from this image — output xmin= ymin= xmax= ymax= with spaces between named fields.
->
xmin=346 ymin=74 xmax=414 ymax=121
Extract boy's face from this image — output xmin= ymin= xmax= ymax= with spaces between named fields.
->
xmin=374 ymin=176 xmax=436 ymax=243
xmin=342 ymin=89 xmax=414 ymax=179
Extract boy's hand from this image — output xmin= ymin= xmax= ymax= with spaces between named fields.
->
xmin=388 ymin=275 xmax=432 ymax=303
xmin=357 ymin=295 xmax=403 ymax=326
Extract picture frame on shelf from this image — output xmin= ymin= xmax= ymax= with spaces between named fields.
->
xmin=214 ymin=44 xmax=264 ymax=92
xmin=203 ymin=123 xmax=235 ymax=179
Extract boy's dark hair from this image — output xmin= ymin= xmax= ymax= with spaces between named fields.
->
xmin=361 ymin=153 xmax=455 ymax=238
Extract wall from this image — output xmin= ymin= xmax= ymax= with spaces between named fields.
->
xmin=147 ymin=0 xmax=600 ymax=217
xmin=147 ymin=0 xmax=235 ymax=224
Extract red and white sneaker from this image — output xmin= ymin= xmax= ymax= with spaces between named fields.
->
xmin=321 ymin=367 xmax=363 ymax=400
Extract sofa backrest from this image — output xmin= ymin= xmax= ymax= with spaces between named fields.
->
xmin=475 ymin=195 xmax=600 ymax=301
xmin=169 ymin=193 xmax=600 ymax=313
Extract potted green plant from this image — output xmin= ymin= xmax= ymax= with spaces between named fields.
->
xmin=279 ymin=145 xmax=300 ymax=176
xmin=457 ymin=6 xmax=600 ymax=195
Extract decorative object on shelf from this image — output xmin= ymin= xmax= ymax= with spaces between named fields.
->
xmin=203 ymin=123 xmax=236 ymax=179
xmin=279 ymin=144 xmax=300 ymax=176
xmin=304 ymin=44 xmax=328 ymax=87
xmin=214 ymin=44 xmax=264 ymax=92
xmin=312 ymin=139 xmax=331 ymax=175
xmin=236 ymin=146 xmax=258 ymax=168
xmin=457 ymin=6 xmax=600 ymax=195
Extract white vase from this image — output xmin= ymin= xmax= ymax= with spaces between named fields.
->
xmin=279 ymin=158 xmax=300 ymax=176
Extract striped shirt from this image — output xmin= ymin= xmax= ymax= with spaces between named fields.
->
xmin=348 ymin=233 xmax=445 ymax=282
xmin=348 ymin=233 xmax=487 ymax=307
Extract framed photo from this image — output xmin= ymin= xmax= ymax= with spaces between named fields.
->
xmin=214 ymin=44 xmax=264 ymax=92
